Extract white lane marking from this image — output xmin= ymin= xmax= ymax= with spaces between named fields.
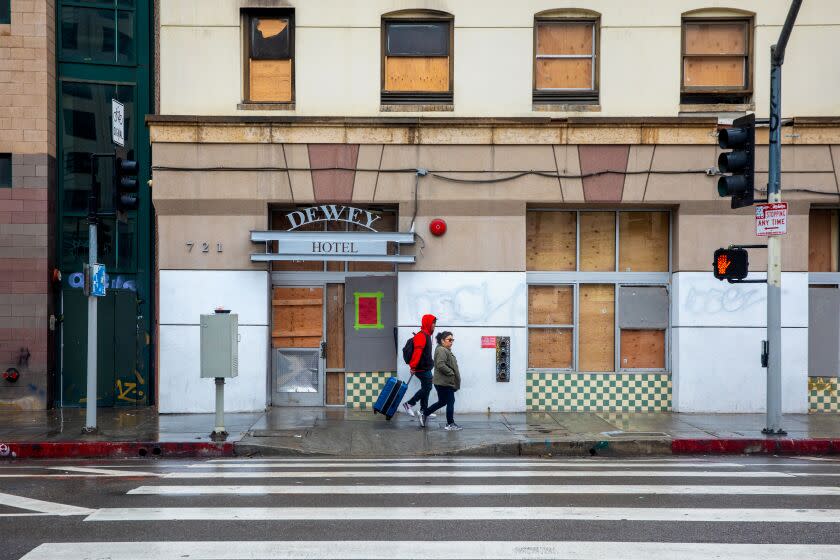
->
xmin=128 ymin=484 xmax=840 ymax=496
xmin=162 ymin=470 xmax=797 ymax=479
xmin=0 ymin=492 xmax=93 ymax=516
xmin=85 ymin=506 xmax=840 ymax=523
xmin=205 ymin=457 xmax=714 ymax=463
xmin=20 ymin=541 xmax=840 ymax=560
xmin=48 ymin=466 xmax=157 ymax=477
xmin=186 ymin=461 xmax=747 ymax=469
xmin=22 ymin=540 xmax=840 ymax=560
xmin=0 ymin=474 xmax=137 ymax=479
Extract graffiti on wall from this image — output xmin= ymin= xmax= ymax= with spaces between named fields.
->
xmin=683 ymin=285 xmax=764 ymax=315
xmin=406 ymin=281 xmax=526 ymax=325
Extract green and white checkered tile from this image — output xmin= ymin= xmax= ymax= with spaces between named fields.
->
xmin=526 ymin=372 xmax=672 ymax=412
xmin=809 ymin=377 xmax=839 ymax=413
xmin=345 ymin=371 xmax=397 ymax=409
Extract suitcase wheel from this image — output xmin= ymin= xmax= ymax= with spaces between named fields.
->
xmin=386 ymin=415 xmax=393 ymax=421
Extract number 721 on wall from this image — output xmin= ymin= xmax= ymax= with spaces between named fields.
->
xmin=186 ymin=241 xmax=223 ymax=253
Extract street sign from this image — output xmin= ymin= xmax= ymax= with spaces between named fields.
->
xmin=755 ymin=202 xmax=787 ymax=237
xmin=111 ymin=99 xmax=125 ymax=147
xmin=91 ymin=264 xmax=107 ymax=297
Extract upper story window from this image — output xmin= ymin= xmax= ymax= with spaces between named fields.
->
xmin=681 ymin=17 xmax=752 ymax=105
xmin=59 ymin=0 xmax=135 ymax=65
xmin=381 ymin=12 xmax=453 ymax=106
xmin=1 ymin=1 xmax=10 ymax=25
xmin=533 ymin=12 xmax=599 ymax=105
xmin=244 ymin=10 xmax=294 ymax=104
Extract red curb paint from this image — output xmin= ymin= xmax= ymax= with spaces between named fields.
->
xmin=1 ymin=441 xmax=235 ymax=460
xmin=672 ymin=439 xmax=840 ymax=455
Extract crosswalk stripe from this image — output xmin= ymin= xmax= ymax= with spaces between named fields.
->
xmin=48 ymin=466 xmax=156 ymax=477
xmin=162 ymin=469 xmax=798 ymax=479
xmin=84 ymin=506 xmax=840 ymax=523
xmin=205 ymin=457 xmax=714 ymax=463
xmin=21 ymin=540 xmax=840 ymax=560
xmin=128 ymin=483 xmax=840 ymax=496
xmin=186 ymin=461 xmax=748 ymax=469
xmin=0 ymin=492 xmax=93 ymax=516
xmin=20 ymin=541 xmax=840 ymax=560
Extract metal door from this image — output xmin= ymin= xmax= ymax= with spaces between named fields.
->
xmin=270 ymin=286 xmax=324 ymax=406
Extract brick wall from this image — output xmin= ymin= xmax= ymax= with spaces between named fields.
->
xmin=0 ymin=1 xmax=55 ymax=409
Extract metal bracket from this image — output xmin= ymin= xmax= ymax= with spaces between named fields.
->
xmin=730 ymin=244 xmax=768 ymax=250
xmin=727 ymin=278 xmax=766 ymax=284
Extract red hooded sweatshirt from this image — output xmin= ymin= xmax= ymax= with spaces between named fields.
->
xmin=409 ymin=314 xmax=437 ymax=372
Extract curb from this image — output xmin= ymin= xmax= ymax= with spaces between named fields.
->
xmin=671 ymin=438 xmax=840 ymax=455
xmin=0 ymin=441 xmax=235 ymax=460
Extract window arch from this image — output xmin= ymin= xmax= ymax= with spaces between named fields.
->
xmin=380 ymin=9 xmax=454 ymax=106
xmin=681 ymin=8 xmax=755 ymax=105
xmin=533 ymin=9 xmax=601 ymax=105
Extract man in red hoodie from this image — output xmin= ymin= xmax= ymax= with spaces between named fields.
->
xmin=402 ymin=314 xmax=437 ymax=427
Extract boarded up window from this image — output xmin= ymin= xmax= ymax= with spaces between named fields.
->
xmin=580 ymin=212 xmax=615 ymax=271
xmin=383 ymin=20 xmax=451 ymax=95
xmin=579 ymin=284 xmax=614 ymax=372
xmin=619 ymin=211 xmax=669 ymax=272
xmin=325 ymin=283 xmax=345 ymax=405
xmin=526 ymin=211 xmax=576 ymax=271
xmin=535 ymin=22 xmax=595 ymax=91
xmin=809 ymin=209 xmax=839 ymax=272
xmin=247 ymin=14 xmax=293 ymax=102
xmin=682 ymin=20 xmax=749 ymax=92
xmin=528 ymin=286 xmax=573 ymax=369
xmin=620 ymin=330 xmax=665 ymax=369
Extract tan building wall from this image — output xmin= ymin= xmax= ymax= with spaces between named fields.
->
xmin=0 ymin=0 xmax=55 ymax=408
xmin=159 ymin=0 xmax=840 ymax=119
xmin=148 ymin=119 xmax=840 ymax=275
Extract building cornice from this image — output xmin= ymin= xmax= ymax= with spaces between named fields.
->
xmin=145 ymin=115 xmax=840 ymax=145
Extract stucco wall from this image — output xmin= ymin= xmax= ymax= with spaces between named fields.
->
xmin=159 ymin=0 xmax=840 ymax=118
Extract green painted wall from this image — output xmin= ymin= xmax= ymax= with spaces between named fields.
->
xmin=56 ymin=0 xmax=153 ymax=407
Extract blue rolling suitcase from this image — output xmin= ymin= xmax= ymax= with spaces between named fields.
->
xmin=373 ymin=376 xmax=409 ymax=421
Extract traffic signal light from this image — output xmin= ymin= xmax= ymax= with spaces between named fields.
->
xmin=713 ymin=248 xmax=749 ymax=281
xmin=114 ymin=155 xmax=139 ymax=212
xmin=717 ymin=113 xmax=755 ymax=209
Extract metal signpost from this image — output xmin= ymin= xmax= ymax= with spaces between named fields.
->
xmin=763 ymin=0 xmax=802 ymax=436
xmin=82 ymin=99 xmax=125 ymax=433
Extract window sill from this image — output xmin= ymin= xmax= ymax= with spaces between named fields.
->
xmin=533 ymin=103 xmax=601 ymax=113
xmin=380 ymin=104 xmax=454 ymax=112
xmin=679 ymin=103 xmax=755 ymax=114
xmin=238 ymin=102 xmax=295 ymax=111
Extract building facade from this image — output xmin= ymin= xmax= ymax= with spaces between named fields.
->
xmin=0 ymin=0 xmax=54 ymax=409
xmin=149 ymin=0 xmax=840 ymax=414
xmin=0 ymin=0 xmax=154 ymax=410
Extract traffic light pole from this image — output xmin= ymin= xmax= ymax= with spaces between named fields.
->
xmin=763 ymin=0 xmax=801 ymax=436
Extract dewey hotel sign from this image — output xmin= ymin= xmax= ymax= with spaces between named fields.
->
xmin=250 ymin=206 xmax=416 ymax=263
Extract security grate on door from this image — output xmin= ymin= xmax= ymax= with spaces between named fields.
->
xmin=274 ymin=348 xmax=319 ymax=393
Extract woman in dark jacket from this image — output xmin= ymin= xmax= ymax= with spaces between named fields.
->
xmin=422 ymin=331 xmax=462 ymax=431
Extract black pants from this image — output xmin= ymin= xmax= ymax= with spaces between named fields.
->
xmin=426 ymin=385 xmax=455 ymax=425
xmin=405 ymin=371 xmax=433 ymax=413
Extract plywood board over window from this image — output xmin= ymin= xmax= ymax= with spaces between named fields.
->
xmin=382 ymin=19 xmax=452 ymax=102
xmin=527 ymin=211 xmax=576 ymax=271
xmin=619 ymin=211 xmax=669 ymax=272
xmin=272 ymin=287 xmax=323 ymax=348
xmin=529 ymin=285 xmax=573 ymax=325
xmin=579 ymin=284 xmax=614 ymax=372
xmin=809 ymin=209 xmax=839 ymax=272
xmin=535 ymin=22 xmax=594 ymax=90
xmin=529 ymin=328 xmax=573 ymax=369
xmin=682 ymin=20 xmax=748 ymax=90
xmin=325 ymin=283 xmax=345 ymax=405
xmin=580 ymin=212 xmax=615 ymax=271
xmin=247 ymin=14 xmax=293 ymax=103
xmin=620 ymin=330 xmax=665 ymax=369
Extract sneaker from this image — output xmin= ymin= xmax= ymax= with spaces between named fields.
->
xmin=444 ymin=423 xmax=463 ymax=431
xmin=427 ymin=413 xmax=437 ymax=419
xmin=418 ymin=414 xmax=426 ymax=428
xmin=402 ymin=403 xmax=415 ymax=417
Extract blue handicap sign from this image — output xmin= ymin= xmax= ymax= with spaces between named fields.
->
xmin=91 ymin=264 xmax=107 ymax=297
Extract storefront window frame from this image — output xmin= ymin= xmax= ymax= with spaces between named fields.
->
xmin=526 ymin=208 xmax=672 ymax=374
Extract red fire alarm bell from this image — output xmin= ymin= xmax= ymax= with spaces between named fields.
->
xmin=429 ymin=218 xmax=447 ymax=236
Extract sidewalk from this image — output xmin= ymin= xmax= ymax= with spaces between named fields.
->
xmin=1 ymin=406 xmax=839 ymax=459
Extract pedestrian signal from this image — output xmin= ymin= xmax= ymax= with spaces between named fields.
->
xmin=713 ymin=248 xmax=749 ymax=281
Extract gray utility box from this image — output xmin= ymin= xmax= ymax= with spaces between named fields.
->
xmin=200 ymin=313 xmax=239 ymax=378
